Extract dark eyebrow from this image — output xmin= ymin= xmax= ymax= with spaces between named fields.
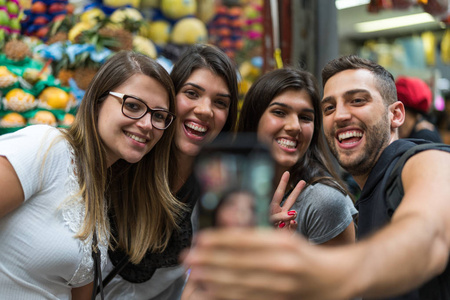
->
xmin=127 ymin=94 xmax=169 ymax=110
xmin=269 ymin=101 xmax=314 ymax=114
xmin=322 ymin=89 xmax=370 ymax=104
xmin=269 ymin=102 xmax=291 ymax=109
xmin=183 ymin=82 xmax=231 ymax=99
xmin=183 ymin=82 xmax=205 ymax=92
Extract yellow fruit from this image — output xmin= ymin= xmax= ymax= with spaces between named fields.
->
xmin=68 ymin=22 xmax=93 ymax=43
xmin=161 ymin=0 xmax=196 ymax=20
xmin=133 ymin=36 xmax=157 ymax=58
xmin=103 ymin=0 xmax=140 ymax=8
xmin=441 ymin=29 xmax=450 ymax=64
xmin=422 ymin=31 xmax=436 ymax=66
xmin=110 ymin=7 xmax=143 ymax=23
xmin=138 ymin=21 xmax=151 ymax=37
xmin=171 ymin=18 xmax=208 ymax=45
xmin=29 ymin=111 xmax=57 ymax=126
xmin=4 ymin=88 xmax=36 ymax=112
xmin=80 ymin=8 xmax=106 ymax=25
xmin=39 ymin=87 xmax=70 ymax=110
xmin=0 ymin=112 xmax=26 ymax=128
xmin=148 ymin=21 xmax=171 ymax=45
xmin=0 ymin=66 xmax=18 ymax=88
xmin=60 ymin=113 xmax=75 ymax=127
xmin=197 ymin=0 xmax=216 ymax=23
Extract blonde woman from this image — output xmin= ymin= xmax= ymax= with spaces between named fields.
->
xmin=0 ymin=51 xmax=181 ymax=299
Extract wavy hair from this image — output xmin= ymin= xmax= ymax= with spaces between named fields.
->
xmin=63 ymin=51 xmax=183 ymax=263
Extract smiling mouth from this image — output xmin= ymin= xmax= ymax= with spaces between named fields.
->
xmin=276 ymin=138 xmax=297 ymax=149
xmin=337 ymin=131 xmax=362 ymax=144
xmin=185 ymin=121 xmax=208 ymax=137
xmin=126 ymin=132 xmax=147 ymax=143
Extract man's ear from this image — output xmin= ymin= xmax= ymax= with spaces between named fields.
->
xmin=390 ymin=101 xmax=405 ymax=129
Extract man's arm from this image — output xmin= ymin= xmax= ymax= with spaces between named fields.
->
xmin=347 ymin=149 xmax=450 ymax=298
xmin=183 ymin=150 xmax=450 ymax=300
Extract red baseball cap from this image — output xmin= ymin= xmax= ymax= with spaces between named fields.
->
xmin=395 ymin=76 xmax=432 ymax=113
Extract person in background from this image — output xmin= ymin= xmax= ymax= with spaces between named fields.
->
xmin=101 ymin=44 xmax=239 ymax=300
xmin=181 ymin=55 xmax=450 ymax=300
xmin=0 ymin=50 xmax=179 ymax=299
xmin=238 ymin=67 xmax=357 ymax=243
xmin=396 ymin=76 xmax=442 ymax=143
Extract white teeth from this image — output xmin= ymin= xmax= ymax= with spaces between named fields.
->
xmin=126 ymin=132 xmax=146 ymax=143
xmin=277 ymin=138 xmax=297 ymax=149
xmin=338 ymin=131 xmax=362 ymax=142
xmin=185 ymin=122 xmax=207 ymax=133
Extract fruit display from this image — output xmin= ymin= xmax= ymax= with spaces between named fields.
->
xmin=0 ymin=0 xmax=265 ymax=135
xmin=0 ymin=41 xmax=77 ymax=134
xmin=0 ymin=0 xmax=21 ymax=36
xmin=208 ymin=4 xmax=245 ymax=59
xmin=21 ymin=0 xmax=75 ymax=39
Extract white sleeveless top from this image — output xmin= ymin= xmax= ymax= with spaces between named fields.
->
xmin=0 ymin=125 xmax=108 ymax=299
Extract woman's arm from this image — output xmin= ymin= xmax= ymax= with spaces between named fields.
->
xmin=0 ymin=156 xmax=24 ymax=218
xmin=71 ymin=282 xmax=94 ymax=300
xmin=321 ymin=221 xmax=355 ymax=246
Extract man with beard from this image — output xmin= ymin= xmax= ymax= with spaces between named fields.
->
xmin=320 ymin=55 xmax=450 ymax=299
xmin=181 ymin=56 xmax=450 ymax=300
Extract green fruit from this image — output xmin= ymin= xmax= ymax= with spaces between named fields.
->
xmin=0 ymin=29 xmax=5 ymax=41
xmin=0 ymin=0 xmax=6 ymax=6
xmin=0 ymin=10 xmax=10 ymax=26
xmin=6 ymin=1 xmax=19 ymax=15
xmin=9 ymin=17 xmax=20 ymax=30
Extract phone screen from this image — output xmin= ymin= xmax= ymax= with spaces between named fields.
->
xmin=194 ymin=133 xmax=274 ymax=229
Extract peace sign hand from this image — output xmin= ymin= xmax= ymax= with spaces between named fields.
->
xmin=269 ymin=171 xmax=306 ymax=232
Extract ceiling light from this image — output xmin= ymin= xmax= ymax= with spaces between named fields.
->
xmin=335 ymin=0 xmax=370 ymax=10
xmin=355 ymin=13 xmax=436 ymax=32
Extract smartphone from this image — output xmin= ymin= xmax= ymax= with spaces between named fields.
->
xmin=194 ymin=133 xmax=275 ymax=229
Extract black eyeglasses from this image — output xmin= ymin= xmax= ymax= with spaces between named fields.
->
xmin=109 ymin=91 xmax=176 ymax=130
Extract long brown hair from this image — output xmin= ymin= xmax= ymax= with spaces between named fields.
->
xmin=63 ymin=51 xmax=183 ymax=263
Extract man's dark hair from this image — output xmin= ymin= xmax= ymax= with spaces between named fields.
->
xmin=322 ymin=55 xmax=397 ymax=106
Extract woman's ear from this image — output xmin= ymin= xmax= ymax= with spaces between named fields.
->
xmin=390 ymin=101 xmax=405 ymax=129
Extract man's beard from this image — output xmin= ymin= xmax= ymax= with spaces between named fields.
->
xmin=326 ymin=114 xmax=391 ymax=177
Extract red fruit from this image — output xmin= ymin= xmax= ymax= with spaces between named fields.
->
xmin=66 ymin=3 xmax=74 ymax=15
xmin=35 ymin=26 xmax=48 ymax=38
xmin=33 ymin=16 xmax=49 ymax=25
xmin=31 ymin=1 xmax=46 ymax=14
xmin=48 ymin=3 xmax=65 ymax=14
xmin=52 ymin=14 xmax=65 ymax=22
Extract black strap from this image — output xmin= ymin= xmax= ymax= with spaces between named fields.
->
xmin=91 ymin=232 xmax=104 ymax=300
xmin=98 ymin=255 xmax=130 ymax=293
xmin=385 ymin=142 xmax=450 ymax=217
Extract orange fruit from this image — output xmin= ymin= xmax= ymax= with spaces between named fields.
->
xmin=31 ymin=1 xmax=47 ymax=14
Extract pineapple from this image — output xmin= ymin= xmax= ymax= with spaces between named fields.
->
xmin=73 ymin=67 xmax=98 ymax=91
xmin=47 ymin=32 xmax=68 ymax=45
xmin=98 ymin=27 xmax=133 ymax=52
xmin=57 ymin=69 xmax=75 ymax=87
xmin=4 ymin=39 xmax=31 ymax=61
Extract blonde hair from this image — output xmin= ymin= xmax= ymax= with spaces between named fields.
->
xmin=63 ymin=51 xmax=184 ymax=263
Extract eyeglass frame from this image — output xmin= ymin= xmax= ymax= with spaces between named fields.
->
xmin=108 ymin=91 xmax=176 ymax=130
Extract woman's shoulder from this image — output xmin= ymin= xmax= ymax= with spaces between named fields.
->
xmin=301 ymin=182 xmax=346 ymax=198
xmin=297 ymin=182 xmax=354 ymax=208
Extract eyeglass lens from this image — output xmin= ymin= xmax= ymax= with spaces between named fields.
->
xmin=122 ymin=97 xmax=173 ymax=129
